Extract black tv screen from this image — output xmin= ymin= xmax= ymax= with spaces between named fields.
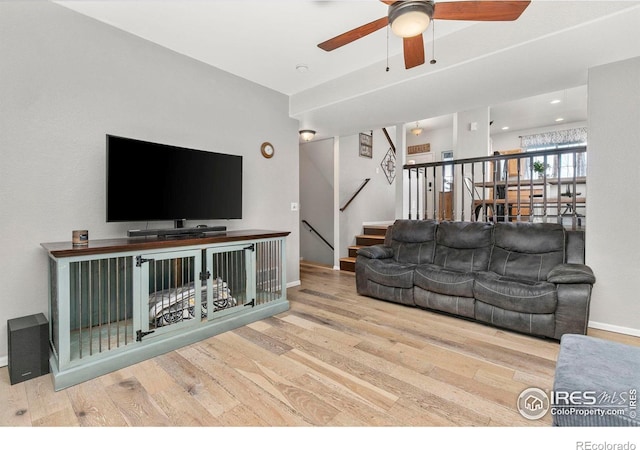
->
xmin=106 ymin=135 xmax=242 ymax=222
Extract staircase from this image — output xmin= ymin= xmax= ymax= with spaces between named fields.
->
xmin=339 ymin=224 xmax=390 ymax=272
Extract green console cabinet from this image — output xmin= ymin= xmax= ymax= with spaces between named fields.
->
xmin=41 ymin=230 xmax=290 ymax=390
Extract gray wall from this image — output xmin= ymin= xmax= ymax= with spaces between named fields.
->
xmin=300 ymin=131 xmax=396 ymax=268
xmin=339 ymin=130 xmax=396 ymax=259
xmin=300 ymin=138 xmax=334 ymax=266
xmin=0 ymin=1 xmax=300 ymax=361
xmin=586 ymin=56 xmax=640 ymax=335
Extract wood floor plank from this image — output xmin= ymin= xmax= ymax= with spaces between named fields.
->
xmin=184 ymin=340 xmax=312 ymax=426
xmin=67 ymin=378 xmax=128 ymax=426
xmin=154 ymin=349 xmax=233 ymax=418
xmin=103 ymin=376 xmax=171 ymax=426
xmin=151 ymin=388 xmax=222 ymax=426
xmin=2 ymin=262 xmax=639 ymax=427
xmin=23 ymin=373 xmax=77 ymax=426
xmin=0 ymin=368 xmax=31 ymax=426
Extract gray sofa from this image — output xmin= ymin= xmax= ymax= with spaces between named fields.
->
xmin=355 ymin=220 xmax=595 ymax=340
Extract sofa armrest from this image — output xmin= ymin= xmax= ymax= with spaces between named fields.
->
xmin=547 ymin=263 xmax=596 ymax=284
xmin=357 ymin=245 xmax=394 ymax=260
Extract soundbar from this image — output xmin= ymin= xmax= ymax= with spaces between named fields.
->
xmin=128 ymin=226 xmax=227 ymax=238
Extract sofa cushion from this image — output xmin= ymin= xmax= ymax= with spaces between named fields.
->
xmin=434 ymin=221 xmax=493 ymax=272
xmin=389 ymin=220 xmax=437 ymax=264
xmin=364 ymin=259 xmax=415 ymax=289
xmin=475 ymin=301 xmax=555 ymax=338
xmin=357 ymin=244 xmax=394 ymax=260
xmin=474 ymin=271 xmax=557 ymax=314
xmin=414 ymin=287 xmax=475 ymax=318
xmin=489 ymin=222 xmax=565 ymax=281
xmin=366 ymin=280 xmax=414 ymax=306
xmin=414 ymin=264 xmax=475 ymax=297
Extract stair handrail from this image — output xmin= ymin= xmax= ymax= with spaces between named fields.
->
xmin=340 ymin=178 xmax=371 ymax=212
xmin=301 ymin=219 xmax=334 ymax=250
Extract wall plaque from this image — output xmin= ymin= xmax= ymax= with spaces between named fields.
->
xmin=408 ymin=143 xmax=431 ymax=155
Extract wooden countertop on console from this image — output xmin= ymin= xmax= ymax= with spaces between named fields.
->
xmin=41 ymin=229 xmax=291 ymax=258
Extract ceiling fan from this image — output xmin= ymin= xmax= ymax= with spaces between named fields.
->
xmin=318 ymin=1 xmax=531 ymax=70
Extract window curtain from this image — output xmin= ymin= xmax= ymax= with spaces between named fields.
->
xmin=520 ymin=127 xmax=588 ymax=178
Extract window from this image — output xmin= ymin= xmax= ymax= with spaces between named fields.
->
xmin=521 ymin=128 xmax=587 ymax=178
xmin=442 ymin=151 xmax=454 ymax=191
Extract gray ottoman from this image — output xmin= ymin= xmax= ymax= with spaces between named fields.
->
xmin=553 ymin=334 xmax=640 ymax=426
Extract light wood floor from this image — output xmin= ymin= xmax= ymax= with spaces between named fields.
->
xmin=2 ymin=262 xmax=638 ymax=427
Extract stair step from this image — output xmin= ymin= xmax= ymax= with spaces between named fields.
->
xmin=339 ymin=257 xmax=356 ymax=272
xmin=348 ymin=246 xmax=361 ymax=257
xmin=362 ymin=224 xmax=391 ymax=236
xmin=356 ymin=234 xmax=386 ymax=246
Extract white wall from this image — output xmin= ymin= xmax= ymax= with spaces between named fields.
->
xmin=0 ymin=1 xmax=300 ymax=361
xmin=406 ymin=126 xmax=454 ymax=164
xmin=586 ymin=56 xmax=640 ymax=335
xmin=339 ymin=129 xmax=396 ymax=258
xmin=299 ymin=138 xmax=334 ymax=266
xmin=453 ymin=107 xmax=491 ymax=219
xmin=491 ymin=121 xmax=588 ymax=153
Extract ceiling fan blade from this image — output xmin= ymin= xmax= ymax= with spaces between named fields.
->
xmin=379 ymin=0 xmax=397 ymax=5
xmin=433 ymin=1 xmax=531 ymax=21
xmin=318 ymin=16 xmax=389 ymax=51
xmin=403 ymin=35 xmax=425 ymax=69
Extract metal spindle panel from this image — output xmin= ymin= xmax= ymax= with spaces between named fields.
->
xmin=68 ymin=256 xmax=134 ymax=362
xmin=147 ymin=254 xmax=198 ymax=330
xmin=256 ymin=239 xmax=283 ymax=305
xmin=207 ymin=247 xmax=247 ymax=314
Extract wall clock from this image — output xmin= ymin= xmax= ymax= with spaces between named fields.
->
xmin=261 ymin=142 xmax=274 ymax=159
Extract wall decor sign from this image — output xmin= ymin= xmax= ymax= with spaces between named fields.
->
xmin=381 ymin=148 xmax=396 ymax=184
xmin=359 ymin=132 xmax=373 ymax=158
xmin=408 ymin=143 xmax=431 ymax=155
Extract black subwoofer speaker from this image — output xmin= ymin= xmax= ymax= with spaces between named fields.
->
xmin=7 ymin=313 xmax=49 ymax=385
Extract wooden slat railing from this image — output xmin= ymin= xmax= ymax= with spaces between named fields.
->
xmin=403 ymin=146 xmax=587 ymax=230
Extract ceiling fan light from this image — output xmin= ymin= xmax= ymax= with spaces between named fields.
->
xmin=389 ymin=1 xmax=434 ymax=38
xmin=299 ymin=129 xmax=316 ymax=141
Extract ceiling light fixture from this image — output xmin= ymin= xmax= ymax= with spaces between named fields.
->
xmin=555 ymin=117 xmax=564 ymax=122
xmin=389 ymin=1 xmax=434 ymax=38
xmin=411 ymin=122 xmax=423 ymax=136
xmin=550 ymin=99 xmax=561 ymax=104
xmin=502 ymin=126 xmax=510 ymax=131
xmin=299 ymin=129 xmax=316 ymax=141
xmin=296 ymin=64 xmax=309 ymax=73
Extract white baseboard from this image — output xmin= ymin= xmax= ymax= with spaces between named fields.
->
xmin=588 ymin=321 xmax=640 ymax=337
xmin=287 ymin=280 xmax=301 ymax=288
xmin=333 ymin=265 xmax=340 ymax=271
xmin=0 ymin=356 xmax=7 ymax=368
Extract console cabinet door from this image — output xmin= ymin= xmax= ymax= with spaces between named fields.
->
xmin=136 ymin=248 xmax=202 ymax=340
xmin=204 ymin=243 xmax=255 ymax=320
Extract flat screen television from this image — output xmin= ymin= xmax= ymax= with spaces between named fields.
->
xmin=106 ymin=135 xmax=242 ymax=228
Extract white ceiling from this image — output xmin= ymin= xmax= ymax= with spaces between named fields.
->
xmin=55 ymin=0 xmax=640 ymax=141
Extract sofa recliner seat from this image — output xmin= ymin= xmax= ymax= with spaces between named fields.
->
xmin=355 ymin=219 xmax=595 ymax=340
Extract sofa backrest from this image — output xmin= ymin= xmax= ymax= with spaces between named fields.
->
xmin=434 ymin=221 xmax=493 ymax=272
xmin=566 ymin=230 xmax=586 ymax=264
xmin=489 ymin=222 xmax=566 ymax=281
xmin=390 ymin=219 xmax=437 ymax=264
